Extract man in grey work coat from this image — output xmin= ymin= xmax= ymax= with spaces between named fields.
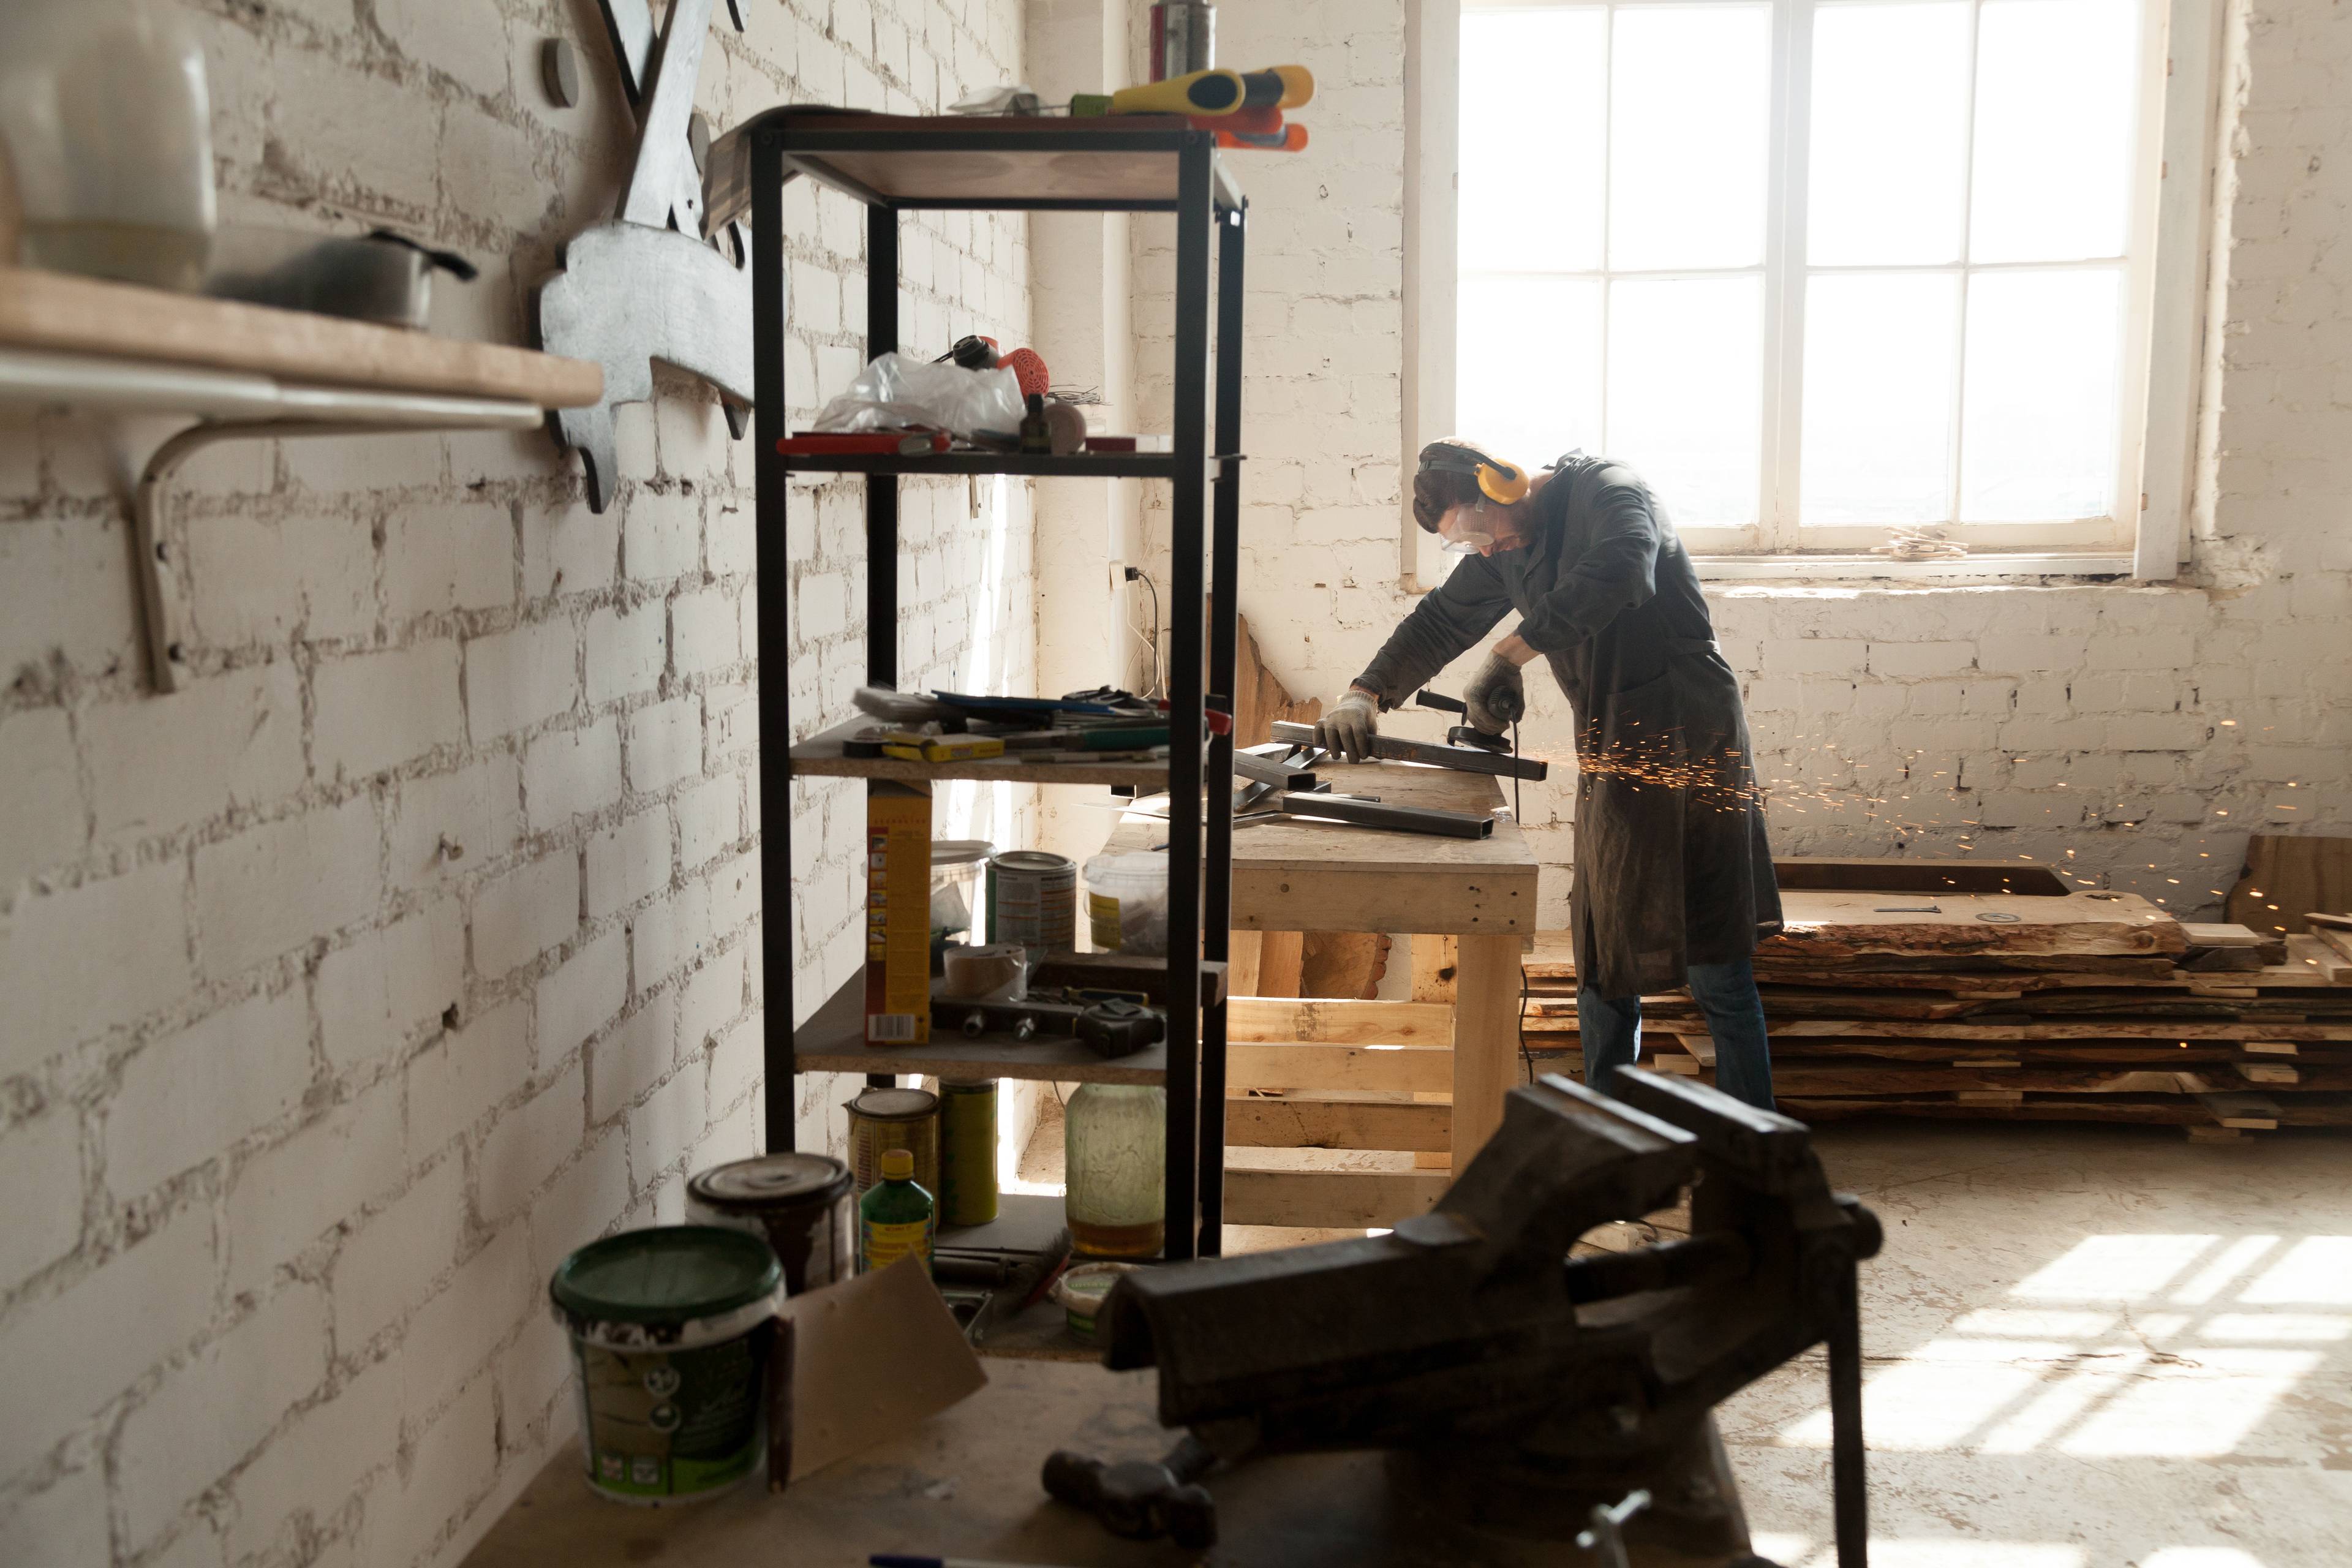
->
xmin=1314 ymin=439 xmax=1783 ymax=1109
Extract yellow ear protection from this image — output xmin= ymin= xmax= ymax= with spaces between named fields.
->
xmin=1421 ymin=443 xmax=1531 ymax=506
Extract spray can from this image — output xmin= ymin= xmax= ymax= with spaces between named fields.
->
xmin=935 ymin=1080 xmax=1000 ymax=1227
xmin=1148 ymin=1 xmax=1214 ymax=81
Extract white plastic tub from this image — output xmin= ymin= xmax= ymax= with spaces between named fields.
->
xmin=1083 ymin=851 xmax=1171 ymax=956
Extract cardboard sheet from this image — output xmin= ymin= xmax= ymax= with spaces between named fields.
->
xmin=778 ymin=1256 xmax=988 ymax=1481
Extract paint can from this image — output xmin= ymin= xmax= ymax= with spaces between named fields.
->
xmin=845 ymin=1085 xmax=940 ymax=1197
xmin=935 ymin=1080 xmax=1000 ymax=1227
xmin=1148 ymin=1 xmax=1214 ymax=81
xmin=1052 ymin=1261 xmax=1139 ymax=1342
xmin=685 ymin=1153 xmax=854 ymax=1297
xmin=988 ymin=849 xmax=1077 ymax=956
xmin=549 ymin=1226 xmax=782 ymax=1505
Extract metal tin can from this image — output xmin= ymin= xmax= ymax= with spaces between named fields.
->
xmin=1148 ymin=1 xmax=1215 ymax=80
xmin=548 ymin=1226 xmax=781 ymax=1505
xmin=987 ymin=849 xmax=1077 ymax=956
xmin=935 ymin=1080 xmax=1000 ymax=1227
xmin=686 ymin=1153 xmax=854 ymax=1297
xmin=845 ymin=1086 xmax=940 ymax=1197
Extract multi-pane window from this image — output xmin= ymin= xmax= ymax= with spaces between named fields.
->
xmin=1453 ymin=0 xmax=2160 ymax=554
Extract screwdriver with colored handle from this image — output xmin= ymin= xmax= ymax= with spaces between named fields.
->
xmin=1071 ymin=64 xmax=1313 ymax=117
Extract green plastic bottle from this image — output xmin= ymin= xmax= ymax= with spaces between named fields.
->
xmin=859 ymin=1147 xmax=935 ymax=1273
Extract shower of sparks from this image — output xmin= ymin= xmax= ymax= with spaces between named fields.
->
xmin=1507 ymin=707 xmax=2315 ymax=911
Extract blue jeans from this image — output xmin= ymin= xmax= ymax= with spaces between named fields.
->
xmin=1580 ymin=956 xmax=1775 ymax=1110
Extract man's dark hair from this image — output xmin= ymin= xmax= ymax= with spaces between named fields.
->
xmin=1412 ymin=439 xmax=1501 ymax=532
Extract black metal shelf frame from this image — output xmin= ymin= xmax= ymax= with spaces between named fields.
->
xmin=751 ymin=121 xmax=1246 ymax=1261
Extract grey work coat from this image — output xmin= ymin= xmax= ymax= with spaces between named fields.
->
xmin=1354 ymin=454 xmax=1782 ymax=998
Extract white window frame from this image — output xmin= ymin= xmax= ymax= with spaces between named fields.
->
xmin=1401 ymin=0 xmax=2227 ymax=586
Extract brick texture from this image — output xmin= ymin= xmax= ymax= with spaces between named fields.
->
xmin=0 ymin=0 xmax=1050 ymax=1498
xmin=1135 ymin=0 xmax=2352 ymax=931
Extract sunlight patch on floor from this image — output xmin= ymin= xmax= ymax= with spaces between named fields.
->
xmin=1777 ymin=1232 xmax=2348 ymax=1458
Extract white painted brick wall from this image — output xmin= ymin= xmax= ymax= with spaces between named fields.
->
xmin=1137 ymin=0 xmax=2351 ymax=930
xmin=0 ymin=4 xmax=1034 ymax=1565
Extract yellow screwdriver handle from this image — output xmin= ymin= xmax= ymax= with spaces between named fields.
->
xmin=1108 ymin=68 xmax=1247 ymax=116
xmin=1251 ymin=64 xmax=1314 ymax=109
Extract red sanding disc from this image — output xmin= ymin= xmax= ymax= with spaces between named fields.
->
xmin=999 ymin=347 xmax=1050 ymax=401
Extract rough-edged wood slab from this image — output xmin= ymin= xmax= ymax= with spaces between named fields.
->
xmin=1518 ymin=1016 xmax=2352 ymax=1041
xmin=2286 ymin=932 xmax=2352 ymax=984
xmin=1301 ymin=931 xmax=1393 ymax=1002
xmin=1766 ymin=1066 xmax=2227 ymax=1095
xmin=1763 ymin=890 xmax=2185 ymax=960
xmin=1782 ymin=1096 xmax=2221 ymax=1126
xmin=1759 ymin=1041 xmax=2280 ymax=1065
xmin=2226 ymin=834 xmax=2352 ymax=938
xmin=1763 ymin=951 xmax=2187 ymax=975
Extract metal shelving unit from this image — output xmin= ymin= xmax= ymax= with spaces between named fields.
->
xmin=750 ymin=115 xmax=1247 ymax=1261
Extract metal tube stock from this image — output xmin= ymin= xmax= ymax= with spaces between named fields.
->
xmin=1268 ymin=720 xmax=1550 ymax=782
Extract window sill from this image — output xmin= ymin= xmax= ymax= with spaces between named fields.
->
xmin=1694 ymin=551 xmax=2137 ymax=584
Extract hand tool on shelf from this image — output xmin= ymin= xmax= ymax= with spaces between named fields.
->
xmin=1026 ymin=954 xmax=1229 ymax=1008
xmin=1213 ymin=123 xmax=1306 ymax=152
xmin=1045 ymin=1070 xmax=1882 ymax=1565
xmin=929 ymin=990 xmax=1167 ymax=1059
xmin=962 ymin=1227 xmax=1076 ymax=1346
xmin=1069 ymin=64 xmax=1313 ymax=118
xmin=1270 ymin=720 xmax=1548 ymax=782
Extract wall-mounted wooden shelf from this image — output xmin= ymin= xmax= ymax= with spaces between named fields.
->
xmin=0 ymin=266 xmax=601 ymax=406
xmin=0 ymin=266 xmax=603 ymax=693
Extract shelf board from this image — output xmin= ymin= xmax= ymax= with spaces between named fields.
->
xmin=770 ymin=113 xmax=1243 ymax=213
xmin=0 ymin=266 xmax=601 ymax=408
xmin=787 ymin=717 xmax=1170 ymax=788
xmin=780 ymin=451 xmax=1204 ymax=478
xmin=792 ymin=973 xmax=1169 ymax=1086
xmin=938 ymin=1191 xmax=1071 ymax=1256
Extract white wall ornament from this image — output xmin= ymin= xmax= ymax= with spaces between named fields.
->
xmin=537 ymin=0 xmax=766 ymax=512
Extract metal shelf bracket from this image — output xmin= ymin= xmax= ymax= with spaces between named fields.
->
xmin=2 ymin=347 xmax=544 ymax=693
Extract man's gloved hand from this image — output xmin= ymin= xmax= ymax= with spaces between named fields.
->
xmin=1314 ymin=687 xmax=1380 ymax=763
xmin=1463 ymin=651 xmax=1526 ymax=735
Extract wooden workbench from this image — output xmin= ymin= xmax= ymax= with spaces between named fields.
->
xmin=1107 ymin=760 xmax=1541 ymax=1229
xmin=466 ymin=1358 xmax=1748 ymax=1567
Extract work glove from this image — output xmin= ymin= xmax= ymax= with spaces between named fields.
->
xmin=1463 ymin=650 xmax=1526 ymax=735
xmin=1314 ymin=687 xmax=1380 ymax=763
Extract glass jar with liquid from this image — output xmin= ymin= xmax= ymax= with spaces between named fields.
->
xmin=0 ymin=0 xmax=216 ymax=291
xmin=1063 ymin=1084 xmax=1165 ymax=1258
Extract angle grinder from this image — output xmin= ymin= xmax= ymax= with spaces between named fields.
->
xmin=1412 ymin=688 xmax=1515 ymax=754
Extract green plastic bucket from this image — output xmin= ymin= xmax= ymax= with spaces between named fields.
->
xmin=549 ymin=1226 xmax=782 ymax=1504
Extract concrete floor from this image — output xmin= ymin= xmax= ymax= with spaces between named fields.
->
xmin=1723 ymin=1121 xmax=2352 ymax=1568
xmin=1022 ymin=1111 xmax=2352 ymax=1566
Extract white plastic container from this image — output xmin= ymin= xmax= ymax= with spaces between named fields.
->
xmin=1083 ymin=851 xmax=1172 ymax=956
xmin=0 ymin=0 xmax=217 ymax=290
xmin=929 ymin=839 xmax=993 ymax=940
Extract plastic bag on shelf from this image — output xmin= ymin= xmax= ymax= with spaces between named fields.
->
xmin=813 ymin=351 xmax=1026 ymax=440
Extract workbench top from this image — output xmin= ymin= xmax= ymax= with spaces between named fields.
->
xmin=1110 ymin=760 xmax=1542 ymax=936
xmin=464 ymin=1358 xmax=1743 ymax=1567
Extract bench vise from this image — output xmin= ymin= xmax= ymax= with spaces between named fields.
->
xmin=1045 ymin=1069 xmax=1881 ymax=1566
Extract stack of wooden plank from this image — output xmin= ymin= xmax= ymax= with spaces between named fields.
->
xmin=1521 ymin=859 xmax=2352 ymax=1136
